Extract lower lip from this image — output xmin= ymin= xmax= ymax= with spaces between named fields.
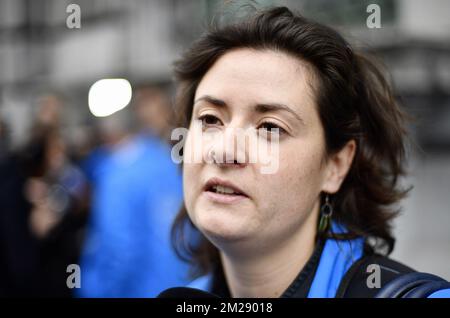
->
xmin=203 ymin=191 xmax=249 ymax=204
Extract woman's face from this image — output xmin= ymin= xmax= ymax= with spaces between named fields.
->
xmin=183 ymin=49 xmax=342 ymax=251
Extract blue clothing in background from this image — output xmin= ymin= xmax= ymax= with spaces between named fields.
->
xmin=78 ymin=134 xmax=189 ymax=297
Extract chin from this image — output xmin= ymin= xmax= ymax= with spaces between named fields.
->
xmin=194 ymin=206 xmax=256 ymax=243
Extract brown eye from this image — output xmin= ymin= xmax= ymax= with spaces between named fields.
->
xmin=199 ymin=114 xmax=222 ymax=127
xmin=258 ymin=122 xmax=286 ymax=135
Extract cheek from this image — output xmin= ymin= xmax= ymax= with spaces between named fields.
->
xmin=259 ymin=139 xmax=325 ymax=217
xmin=182 ymin=163 xmax=195 ymax=211
xmin=284 ymin=142 xmax=324 ymax=181
xmin=182 ymin=131 xmax=200 ymax=214
xmin=286 ymin=140 xmax=325 ymax=191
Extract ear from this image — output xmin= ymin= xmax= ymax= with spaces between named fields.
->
xmin=321 ymin=140 xmax=356 ymax=194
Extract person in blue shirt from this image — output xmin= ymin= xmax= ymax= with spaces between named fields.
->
xmin=164 ymin=7 xmax=450 ymax=298
xmin=78 ymin=87 xmax=190 ymax=297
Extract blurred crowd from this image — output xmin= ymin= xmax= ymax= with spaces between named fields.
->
xmin=0 ymin=86 xmax=190 ymax=297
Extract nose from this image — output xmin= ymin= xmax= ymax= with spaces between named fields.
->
xmin=206 ymin=126 xmax=249 ymax=168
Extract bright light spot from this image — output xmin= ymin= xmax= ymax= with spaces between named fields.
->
xmin=88 ymin=78 xmax=132 ymax=117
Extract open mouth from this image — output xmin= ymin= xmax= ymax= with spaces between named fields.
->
xmin=203 ymin=178 xmax=249 ymax=204
xmin=208 ymin=184 xmax=243 ymax=196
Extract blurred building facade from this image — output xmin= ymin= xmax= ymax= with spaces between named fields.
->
xmin=0 ymin=0 xmax=449 ymax=280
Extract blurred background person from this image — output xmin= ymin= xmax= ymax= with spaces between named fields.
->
xmin=0 ymin=116 xmax=9 ymax=162
xmin=0 ymin=94 xmax=89 ymax=297
xmin=77 ymin=85 xmax=190 ymax=297
xmin=0 ymin=124 xmax=38 ymax=297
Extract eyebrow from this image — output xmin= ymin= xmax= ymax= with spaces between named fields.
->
xmin=194 ymin=95 xmax=227 ymax=108
xmin=254 ymin=103 xmax=304 ymax=125
xmin=194 ymin=95 xmax=305 ymax=125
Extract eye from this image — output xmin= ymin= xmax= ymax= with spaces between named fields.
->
xmin=258 ymin=122 xmax=286 ymax=135
xmin=198 ymin=114 xmax=222 ymax=127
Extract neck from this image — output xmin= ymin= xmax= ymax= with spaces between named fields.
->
xmin=220 ymin=205 xmax=319 ymax=298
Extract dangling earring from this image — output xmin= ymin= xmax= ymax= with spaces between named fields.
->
xmin=318 ymin=193 xmax=333 ymax=234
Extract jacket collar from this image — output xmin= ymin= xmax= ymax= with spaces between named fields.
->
xmin=186 ymin=222 xmax=365 ymax=298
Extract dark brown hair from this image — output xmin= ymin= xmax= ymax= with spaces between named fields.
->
xmin=171 ymin=6 xmax=411 ymax=277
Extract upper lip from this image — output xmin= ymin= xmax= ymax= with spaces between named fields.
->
xmin=204 ymin=177 xmax=249 ymax=197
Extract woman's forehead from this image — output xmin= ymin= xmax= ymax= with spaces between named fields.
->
xmin=194 ymin=49 xmax=317 ymax=115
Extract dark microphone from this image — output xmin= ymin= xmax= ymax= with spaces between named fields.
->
xmin=157 ymin=287 xmax=219 ymax=298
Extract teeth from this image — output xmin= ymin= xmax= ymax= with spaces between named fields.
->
xmin=213 ymin=185 xmax=236 ymax=195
